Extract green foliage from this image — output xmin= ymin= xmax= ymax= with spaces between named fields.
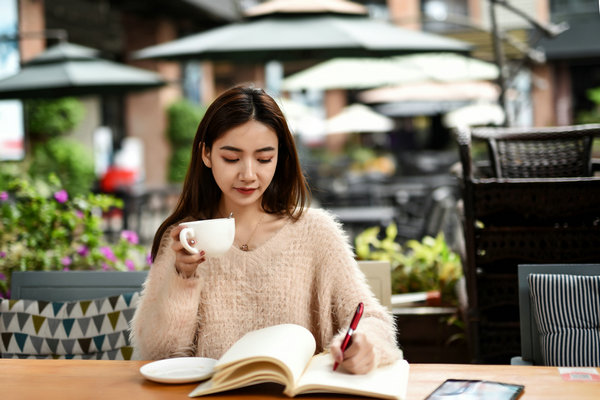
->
xmin=576 ymin=87 xmax=600 ymax=124
xmin=168 ymin=147 xmax=192 ymax=183
xmin=29 ymin=137 xmax=96 ymax=196
xmin=22 ymin=96 xmax=94 ymax=195
xmin=355 ymin=224 xmax=404 ymax=270
xmin=166 ymin=99 xmax=205 ymax=183
xmin=575 ymin=87 xmax=600 ymax=156
xmin=587 ymin=87 xmax=600 ymax=105
xmin=0 ymin=174 xmax=151 ymax=298
xmin=355 ymin=223 xmax=463 ymax=305
xmin=167 ymin=99 xmax=204 ymax=145
xmin=25 ymin=97 xmax=85 ymax=140
xmin=397 ymin=235 xmax=463 ymax=303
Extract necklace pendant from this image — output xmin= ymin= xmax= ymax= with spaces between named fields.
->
xmin=240 ymin=244 xmax=249 ymax=251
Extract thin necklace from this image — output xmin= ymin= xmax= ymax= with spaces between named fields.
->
xmin=239 ymin=213 xmax=265 ymax=251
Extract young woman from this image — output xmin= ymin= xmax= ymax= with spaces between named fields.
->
xmin=130 ymin=86 xmax=401 ymax=374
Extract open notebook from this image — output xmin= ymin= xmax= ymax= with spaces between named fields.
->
xmin=189 ymin=323 xmax=409 ymax=400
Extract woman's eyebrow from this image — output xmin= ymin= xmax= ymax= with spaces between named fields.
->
xmin=219 ymin=145 xmax=276 ymax=153
xmin=219 ymin=145 xmax=241 ymax=152
xmin=256 ymin=146 xmax=276 ymax=153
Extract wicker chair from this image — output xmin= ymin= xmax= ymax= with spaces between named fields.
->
xmin=471 ymin=124 xmax=599 ymax=178
xmin=454 ymin=124 xmax=600 ymax=364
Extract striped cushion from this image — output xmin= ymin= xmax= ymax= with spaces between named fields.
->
xmin=528 ymin=273 xmax=600 ymax=367
xmin=0 ymin=292 xmax=139 ymax=360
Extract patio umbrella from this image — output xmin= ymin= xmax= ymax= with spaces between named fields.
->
xmin=0 ymin=42 xmax=165 ymax=99
xmin=359 ymin=81 xmax=500 ymax=103
xmin=282 ymin=53 xmax=498 ymax=91
xmin=275 ymin=97 xmax=325 ymax=138
xmin=325 ymin=103 xmax=393 ymax=134
xmin=282 ymin=58 xmax=426 ymax=91
xmin=443 ymin=102 xmax=505 ymax=128
xmin=133 ymin=0 xmax=472 ymax=63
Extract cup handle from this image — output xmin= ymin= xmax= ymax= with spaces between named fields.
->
xmin=179 ymin=227 xmax=199 ymax=254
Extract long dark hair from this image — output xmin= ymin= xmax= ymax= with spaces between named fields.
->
xmin=151 ymin=85 xmax=310 ymax=260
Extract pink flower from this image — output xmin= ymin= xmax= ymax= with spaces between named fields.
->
xmin=125 ymin=259 xmax=135 ymax=271
xmin=100 ymin=246 xmax=117 ymax=262
xmin=54 ymin=190 xmax=69 ymax=203
xmin=121 ymin=230 xmax=139 ymax=245
xmin=146 ymin=252 xmax=153 ymax=265
xmin=0 ymin=191 xmax=8 ymax=202
xmin=0 ymin=272 xmax=6 ymax=281
xmin=75 ymin=210 xmax=84 ymax=218
xmin=62 ymin=267 xmax=70 ymax=271
xmin=102 ymin=262 xmax=111 ymax=271
xmin=0 ymin=251 xmax=6 ymax=258
xmin=61 ymin=256 xmax=72 ymax=266
xmin=77 ymin=245 xmax=89 ymax=257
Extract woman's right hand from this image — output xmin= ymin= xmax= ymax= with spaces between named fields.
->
xmin=170 ymin=225 xmax=206 ymax=279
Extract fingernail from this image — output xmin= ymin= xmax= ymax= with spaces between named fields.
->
xmin=200 ymin=250 xmax=205 ymax=256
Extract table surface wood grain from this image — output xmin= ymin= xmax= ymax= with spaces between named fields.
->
xmin=1 ymin=359 xmax=598 ymax=400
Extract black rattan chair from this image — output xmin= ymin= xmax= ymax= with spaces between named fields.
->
xmin=454 ymin=124 xmax=600 ymax=364
xmin=470 ymin=124 xmax=599 ymax=178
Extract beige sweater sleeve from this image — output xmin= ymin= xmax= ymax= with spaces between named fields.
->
xmin=312 ymin=209 xmax=403 ymax=367
xmin=129 ymin=227 xmax=204 ymax=360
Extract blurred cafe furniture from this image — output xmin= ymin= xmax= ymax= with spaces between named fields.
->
xmin=2 ymin=271 xmax=147 ymax=360
xmin=10 ymin=270 xmax=146 ymax=301
xmin=99 ymin=181 xmax=182 ymax=244
xmin=513 ymin=264 xmax=600 ymax=367
xmin=455 ymin=123 xmax=600 ymax=364
xmin=322 ymin=172 xmax=461 ymax=247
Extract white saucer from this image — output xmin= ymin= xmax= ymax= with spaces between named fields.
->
xmin=140 ymin=357 xmax=217 ymax=384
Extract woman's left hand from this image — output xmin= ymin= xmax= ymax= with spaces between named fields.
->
xmin=330 ymin=331 xmax=376 ymax=374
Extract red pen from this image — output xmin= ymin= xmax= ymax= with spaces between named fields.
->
xmin=333 ymin=302 xmax=364 ymax=371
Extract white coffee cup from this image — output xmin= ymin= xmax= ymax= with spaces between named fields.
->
xmin=179 ymin=218 xmax=235 ymax=256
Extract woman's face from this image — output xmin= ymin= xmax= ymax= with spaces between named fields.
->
xmin=202 ymin=120 xmax=279 ymax=211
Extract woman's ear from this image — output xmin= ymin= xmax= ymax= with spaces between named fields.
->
xmin=201 ymin=142 xmax=212 ymax=168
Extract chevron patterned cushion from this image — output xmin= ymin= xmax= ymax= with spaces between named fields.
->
xmin=0 ymin=291 xmax=139 ymax=360
xmin=528 ymin=273 xmax=600 ymax=367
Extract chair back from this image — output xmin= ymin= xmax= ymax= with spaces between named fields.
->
xmin=10 ymin=270 xmax=148 ymax=301
xmin=3 ymin=271 xmax=149 ymax=360
xmin=454 ymin=124 xmax=600 ymax=364
xmin=358 ymin=260 xmax=392 ymax=310
xmin=517 ymin=264 xmax=600 ymax=366
xmin=469 ymin=124 xmax=599 ymax=178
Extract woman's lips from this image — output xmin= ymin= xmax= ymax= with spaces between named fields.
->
xmin=235 ymin=187 xmax=257 ymax=195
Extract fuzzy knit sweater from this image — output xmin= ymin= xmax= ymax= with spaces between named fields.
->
xmin=130 ymin=207 xmax=402 ymax=366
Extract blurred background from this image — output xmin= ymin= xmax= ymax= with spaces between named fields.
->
xmin=1 ymin=0 xmax=600 ymax=364
xmin=1 ymin=0 xmax=599 ymax=247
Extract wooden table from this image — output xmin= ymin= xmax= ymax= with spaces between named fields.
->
xmin=1 ymin=359 xmax=598 ymax=400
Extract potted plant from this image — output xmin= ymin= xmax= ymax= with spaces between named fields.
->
xmin=0 ymin=173 xmax=150 ymax=298
xmin=355 ymin=223 xmax=462 ymax=305
xmin=355 ymin=223 xmax=467 ymax=362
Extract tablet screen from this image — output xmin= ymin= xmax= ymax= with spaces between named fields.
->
xmin=425 ymin=379 xmax=524 ymax=400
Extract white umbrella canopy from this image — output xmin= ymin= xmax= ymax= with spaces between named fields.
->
xmin=283 ymin=52 xmax=499 ymax=91
xmin=359 ymin=81 xmax=500 ymax=103
xmin=396 ymin=52 xmax=499 ymax=82
xmin=326 ymin=103 xmax=394 ymax=134
xmin=275 ymin=97 xmax=325 ymax=137
xmin=244 ymin=0 xmax=367 ymax=16
xmin=443 ymin=103 xmax=505 ymax=128
xmin=0 ymin=42 xmax=165 ymax=99
xmin=133 ymin=0 xmax=472 ymax=63
xmin=282 ymin=58 xmax=426 ymax=91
